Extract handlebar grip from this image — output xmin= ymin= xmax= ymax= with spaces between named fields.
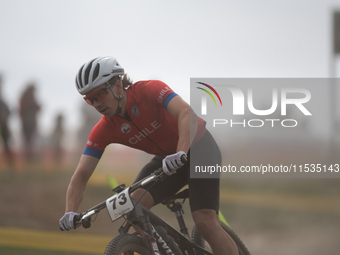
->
xmin=73 ymin=214 xmax=91 ymax=229
xmin=73 ymin=214 xmax=82 ymax=222
xmin=73 ymin=214 xmax=82 ymax=229
xmin=180 ymin=154 xmax=187 ymax=164
xmin=153 ymin=153 xmax=187 ymax=178
xmin=154 ymin=154 xmax=187 ymax=175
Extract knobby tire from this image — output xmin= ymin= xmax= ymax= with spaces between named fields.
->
xmin=105 ymin=233 xmax=151 ymax=255
xmin=191 ymin=221 xmax=251 ymax=255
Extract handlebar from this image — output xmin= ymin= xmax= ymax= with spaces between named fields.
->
xmin=73 ymin=154 xmax=187 ymax=229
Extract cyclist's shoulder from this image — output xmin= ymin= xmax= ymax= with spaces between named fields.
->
xmin=130 ymin=80 xmax=169 ymax=90
xmin=128 ymin=80 xmax=171 ymax=102
xmin=91 ymin=115 xmax=111 ymax=130
xmin=88 ymin=115 xmax=116 ymax=142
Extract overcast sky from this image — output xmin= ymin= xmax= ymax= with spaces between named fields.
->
xmin=1 ymin=0 xmax=340 ymax=145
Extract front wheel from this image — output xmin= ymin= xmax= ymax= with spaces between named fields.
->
xmin=105 ymin=233 xmax=150 ymax=255
xmin=191 ymin=221 xmax=251 ymax=255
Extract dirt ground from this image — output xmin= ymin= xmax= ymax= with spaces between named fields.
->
xmin=1 ymin=169 xmax=340 ymax=255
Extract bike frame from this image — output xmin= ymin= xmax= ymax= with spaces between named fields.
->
xmin=75 ymin=168 xmax=213 ymax=255
xmin=119 ymin=200 xmax=212 ymax=255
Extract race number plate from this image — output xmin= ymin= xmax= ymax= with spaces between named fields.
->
xmin=106 ymin=188 xmax=134 ymax=222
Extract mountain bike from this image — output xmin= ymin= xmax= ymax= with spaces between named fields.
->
xmin=73 ymin=167 xmax=251 ymax=255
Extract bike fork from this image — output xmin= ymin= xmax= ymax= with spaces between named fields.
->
xmin=151 ymin=226 xmax=175 ymax=255
xmin=141 ymin=215 xmax=162 ymax=255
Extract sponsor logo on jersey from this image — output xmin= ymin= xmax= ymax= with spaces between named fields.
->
xmin=132 ymin=106 xmax=139 ymax=116
xmin=87 ymin=140 xmax=99 ymax=148
xmin=121 ymin=123 xmax=132 ymax=134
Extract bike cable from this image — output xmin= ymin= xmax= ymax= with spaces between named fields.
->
xmin=119 ymin=180 xmax=158 ymax=230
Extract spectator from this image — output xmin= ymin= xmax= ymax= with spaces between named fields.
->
xmin=19 ymin=83 xmax=41 ymax=163
xmin=0 ymin=75 xmax=13 ymax=168
xmin=50 ymin=113 xmax=64 ymax=165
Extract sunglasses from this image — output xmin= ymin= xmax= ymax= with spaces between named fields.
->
xmin=84 ymin=83 xmax=112 ymax=106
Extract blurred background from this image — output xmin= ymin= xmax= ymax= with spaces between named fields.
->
xmin=1 ymin=0 xmax=340 ymax=255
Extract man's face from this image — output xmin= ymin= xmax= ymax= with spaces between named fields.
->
xmin=83 ymin=84 xmax=118 ymax=118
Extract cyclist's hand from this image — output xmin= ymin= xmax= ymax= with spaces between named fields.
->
xmin=162 ymin=151 xmax=187 ymax=175
xmin=59 ymin=212 xmax=79 ymax=231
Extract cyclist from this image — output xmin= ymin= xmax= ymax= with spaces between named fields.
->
xmin=59 ymin=56 xmax=238 ymax=255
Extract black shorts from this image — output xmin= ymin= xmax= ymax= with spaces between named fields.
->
xmin=133 ymin=130 xmax=221 ymax=214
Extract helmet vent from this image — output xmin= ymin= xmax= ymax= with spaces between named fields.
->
xmin=77 ymin=64 xmax=85 ymax=88
xmin=75 ymin=77 xmax=80 ymax=90
xmin=92 ymin=63 xmax=100 ymax=82
xmin=84 ymin=59 xmax=96 ymax=85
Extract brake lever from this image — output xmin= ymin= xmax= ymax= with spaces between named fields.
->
xmin=73 ymin=214 xmax=83 ymax=229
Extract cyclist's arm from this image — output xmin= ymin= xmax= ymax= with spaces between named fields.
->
xmin=65 ymin=154 xmax=100 ymax=213
xmin=166 ymin=95 xmax=198 ymax=154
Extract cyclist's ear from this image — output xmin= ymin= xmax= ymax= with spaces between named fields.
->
xmin=109 ymin=76 xmax=123 ymax=89
xmin=111 ymin=78 xmax=124 ymax=96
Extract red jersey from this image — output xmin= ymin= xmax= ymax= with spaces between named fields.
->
xmin=84 ymin=80 xmax=206 ymax=158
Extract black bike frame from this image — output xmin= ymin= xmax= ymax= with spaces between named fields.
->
xmin=76 ymin=168 xmax=213 ymax=255
xmin=118 ymin=200 xmax=213 ymax=255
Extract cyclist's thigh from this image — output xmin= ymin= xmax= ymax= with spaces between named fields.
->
xmin=133 ymin=155 xmax=189 ymax=205
xmin=133 ymin=155 xmax=164 ymax=182
xmin=189 ymin=177 xmax=220 ymax=214
xmin=188 ymin=130 xmax=221 ymax=214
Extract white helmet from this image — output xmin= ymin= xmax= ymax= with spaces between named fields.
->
xmin=75 ymin=56 xmax=124 ymax=95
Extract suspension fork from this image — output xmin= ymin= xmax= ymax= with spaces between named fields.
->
xmin=126 ymin=214 xmax=162 ymax=255
xmin=118 ymin=204 xmax=171 ymax=255
xmin=141 ymin=215 xmax=178 ymax=255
